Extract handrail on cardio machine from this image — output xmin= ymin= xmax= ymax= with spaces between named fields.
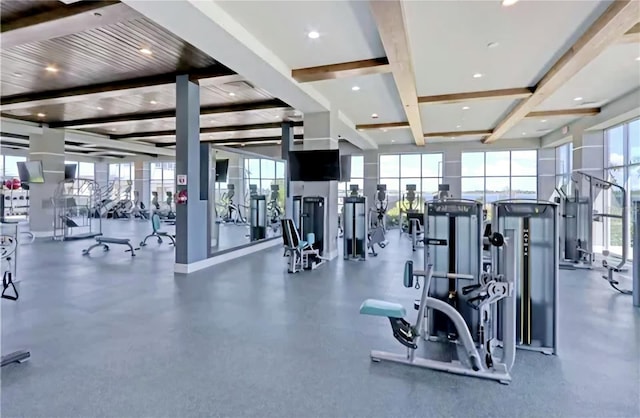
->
xmin=576 ymin=171 xmax=628 ymax=271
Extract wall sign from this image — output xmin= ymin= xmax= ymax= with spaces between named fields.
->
xmin=177 ymin=174 xmax=187 ymax=185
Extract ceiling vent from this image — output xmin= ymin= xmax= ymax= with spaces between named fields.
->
xmin=222 ymin=80 xmax=254 ymax=92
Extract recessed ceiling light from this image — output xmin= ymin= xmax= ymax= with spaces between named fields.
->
xmin=456 ymin=125 xmax=462 ymax=128
xmin=351 ymin=86 xmax=360 ymax=91
xmin=139 ymin=48 xmax=152 ymax=55
xmin=96 ymin=106 xmax=103 ymax=110
xmin=391 ymin=140 xmax=395 ymax=143
xmin=636 ymin=56 xmax=640 ymax=61
xmin=573 ymin=97 xmax=583 ymax=101
xmin=13 ymin=72 xmax=22 ymax=77
xmin=228 ymin=92 xmax=236 ymax=97
xmin=150 ymin=100 xmax=157 ymax=104
xmin=541 ymin=119 xmax=547 ymax=123
xmin=462 ymin=106 xmax=470 ymax=110
xmin=451 ymin=137 xmax=456 ymax=139
xmin=487 ymin=42 xmax=499 ymax=49
xmin=307 ymin=31 xmax=320 ymax=39
xmin=502 ymin=0 xmax=519 ymax=6
xmin=37 ymin=113 xmax=46 ymax=117
xmin=382 ymin=129 xmax=388 ymax=132
xmin=371 ymin=113 xmax=379 ymax=119
xmin=473 ymin=73 xmax=483 ymax=78
xmin=358 ymin=128 xmax=364 ymax=132
xmin=45 ymin=65 xmax=58 ymax=73
xmin=522 ymin=132 xmax=527 ymax=135
xmin=110 ymin=128 xmax=117 ymax=131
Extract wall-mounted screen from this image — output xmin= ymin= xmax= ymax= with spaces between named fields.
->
xmin=215 ymin=159 xmax=229 ymax=182
xmin=65 ymin=164 xmax=77 ymax=181
xmin=17 ymin=161 xmax=45 ymax=183
xmin=289 ymin=149 xmax=340 ymax=181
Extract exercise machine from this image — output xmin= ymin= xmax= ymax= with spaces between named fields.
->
xmin=249 ymin=194 xmax=266 ymax=241
xmin=555 ymin=183 xmax=593 ymax=269
xmin=360 ymin=199 xmax=515 ymax=383
xmin=1 ymin=221 xmax=30 ymax=368
xmin=343 ymin=195 xmax=368 ymax=260
xmin=83 ymin=236 xmax=139 ymax=257
xmin=218 ymin=184 xmax=247 ymax=225
xmin=492 ymin=200 xmax=559 ymax=355
xmin=372 ymin=184 xmax=388 ymax=231
xmin=268 ymin=184 xmax=282 ymax=234
xmin=140 ymin=213 xmax=175 ymax=247
xmin=633 ymin=201 xmax=639 ymax=307
xmin=281 ymin=218 xmax=323 ymax=273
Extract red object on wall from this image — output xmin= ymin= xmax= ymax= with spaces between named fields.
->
xmin=175 ymin=189 xmax=188 ymax=204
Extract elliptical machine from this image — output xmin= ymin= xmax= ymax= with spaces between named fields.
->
xmin=368 ymin=184 xmax=388 ymax=254
xmin=268 ymin=184 xmax=282 ymax=234
xmin=219 ymin=184 xmax=246 ymax=225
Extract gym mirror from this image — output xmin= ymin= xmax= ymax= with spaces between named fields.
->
xmin=210 ymin=147 xmax=286 ymax=255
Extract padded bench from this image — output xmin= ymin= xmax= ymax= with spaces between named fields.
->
xmin=360 ymin=299 xmax=406 ymax=318
xmin=82 ymin=236 xmax=139 ymax=257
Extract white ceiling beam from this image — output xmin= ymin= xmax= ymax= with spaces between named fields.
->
xmin=485 ymin=0 xmax=640 ymax=144
xmin=122 ymin=0 xmax=377 ymax=150
xmin=0 ymin=117 xmax=174 ymax=157
xmin=369 ymin=0 xmax=424 ymax=146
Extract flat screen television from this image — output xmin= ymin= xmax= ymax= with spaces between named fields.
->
xmin=17 ymin=161 xmax=45 ymax=183
xmin=65 ymin=164 xmax=77 ymax=181
xmin=215 ymin=159 xmax=229 ymax=183
xmin=340 ymin=155 xmax=351 ymax=182
xmin=289 ymin=149 xmax=340 ymax=181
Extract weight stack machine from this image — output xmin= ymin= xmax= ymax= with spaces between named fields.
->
xmin=492 ymin=200 xmax=559 ymax=355
xmin=249 ymin=194 xmax=266 ymax=241
xmin=301 ymin=196 xmax=325 ymax=256
xmin=343 ymin=196 xmax=367 ymax=261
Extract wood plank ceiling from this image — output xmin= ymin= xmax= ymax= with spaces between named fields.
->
xmin=0 ymin=0 xmax=299 ymax=155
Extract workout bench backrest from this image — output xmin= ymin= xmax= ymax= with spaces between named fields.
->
xmin=151 ymin=213 xmax=161 ymax=233
xmin=404 ymin=260 xmax=414 ymax=288
xmin=281 ymin=219 xmax=298 ymax=248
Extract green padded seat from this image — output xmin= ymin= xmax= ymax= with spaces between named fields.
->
xmin=359 ymin=299 xmax=406 ymax=318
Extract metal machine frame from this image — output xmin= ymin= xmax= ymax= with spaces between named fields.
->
xmin=360 ymin=199 xmax=516 ymax=384
xmin=492 ymin=199 xmax=559 ymax=355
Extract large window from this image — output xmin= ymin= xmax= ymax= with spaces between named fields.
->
xmin=604 ymin=119 xmax=639 ymax=258
xmin=64 ymin=160 xmax=95 ymax=196
xmin=2 ymin=155 xmax=26 ymax=179
xmin=461 ymin=150 xmax=537 ymax=214
xmin=150 ymin=162 xmax=175 ymax=205
xmin=108 ymin=163 xmax=134 ymax=200
xmin=244 ymin=157 xmax=286 ymax=208
xmin=555 ymin=143 xmax=573 ymax=194
xmin=378 ymin=153 xmax=443 ymax=226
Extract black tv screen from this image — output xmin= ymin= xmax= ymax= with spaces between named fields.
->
xmin=289 ymin=149 xmax=340 ymax=181
xmin=16 ymin=162 xmax=29 ymax=183
xmin=216 ymin=159 xmax=229 ymax=183
xmin=65 ymin=164 xmax=77 ymax=181
xmin=340 ymin=155 xmax=351 ymax=182
xmin=17 ymin=161 xmax=45 ymax=183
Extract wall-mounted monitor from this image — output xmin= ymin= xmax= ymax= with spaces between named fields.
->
xmin=65 ymin=164 xmax=77 ymax=181
xmin=16 ymin=161 xmax=45 ymax=183
xmin=340 ymin=155 xmax=351 ymax=182
xmin=215 ymin=159 xmax=229 ymax=183
xmin=289 ymin=149 xmax=340 ymax=181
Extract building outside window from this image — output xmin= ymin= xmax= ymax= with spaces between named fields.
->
xmin=108 ymin=163 xmax=134 ymax=200
xmin=603 ymin=119 xmax=639 ymax=258
xmin=378 ymin=153 xmax=443 ymax=226
xmin=244 ymin=158 xmax=286 ymax=209
xmin=149 ymin=162 xmax=175 ymax=206
xmin=555 ymin=143 xmax=573 ymax=194
xmin=461 ymin=150 xmax=537 ymax=217
xmin=64 ymin=160 xmax=95 ymax=196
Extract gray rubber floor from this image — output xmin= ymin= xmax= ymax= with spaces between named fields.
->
xmin=2 ymin=220 xmax=639 ymax=417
